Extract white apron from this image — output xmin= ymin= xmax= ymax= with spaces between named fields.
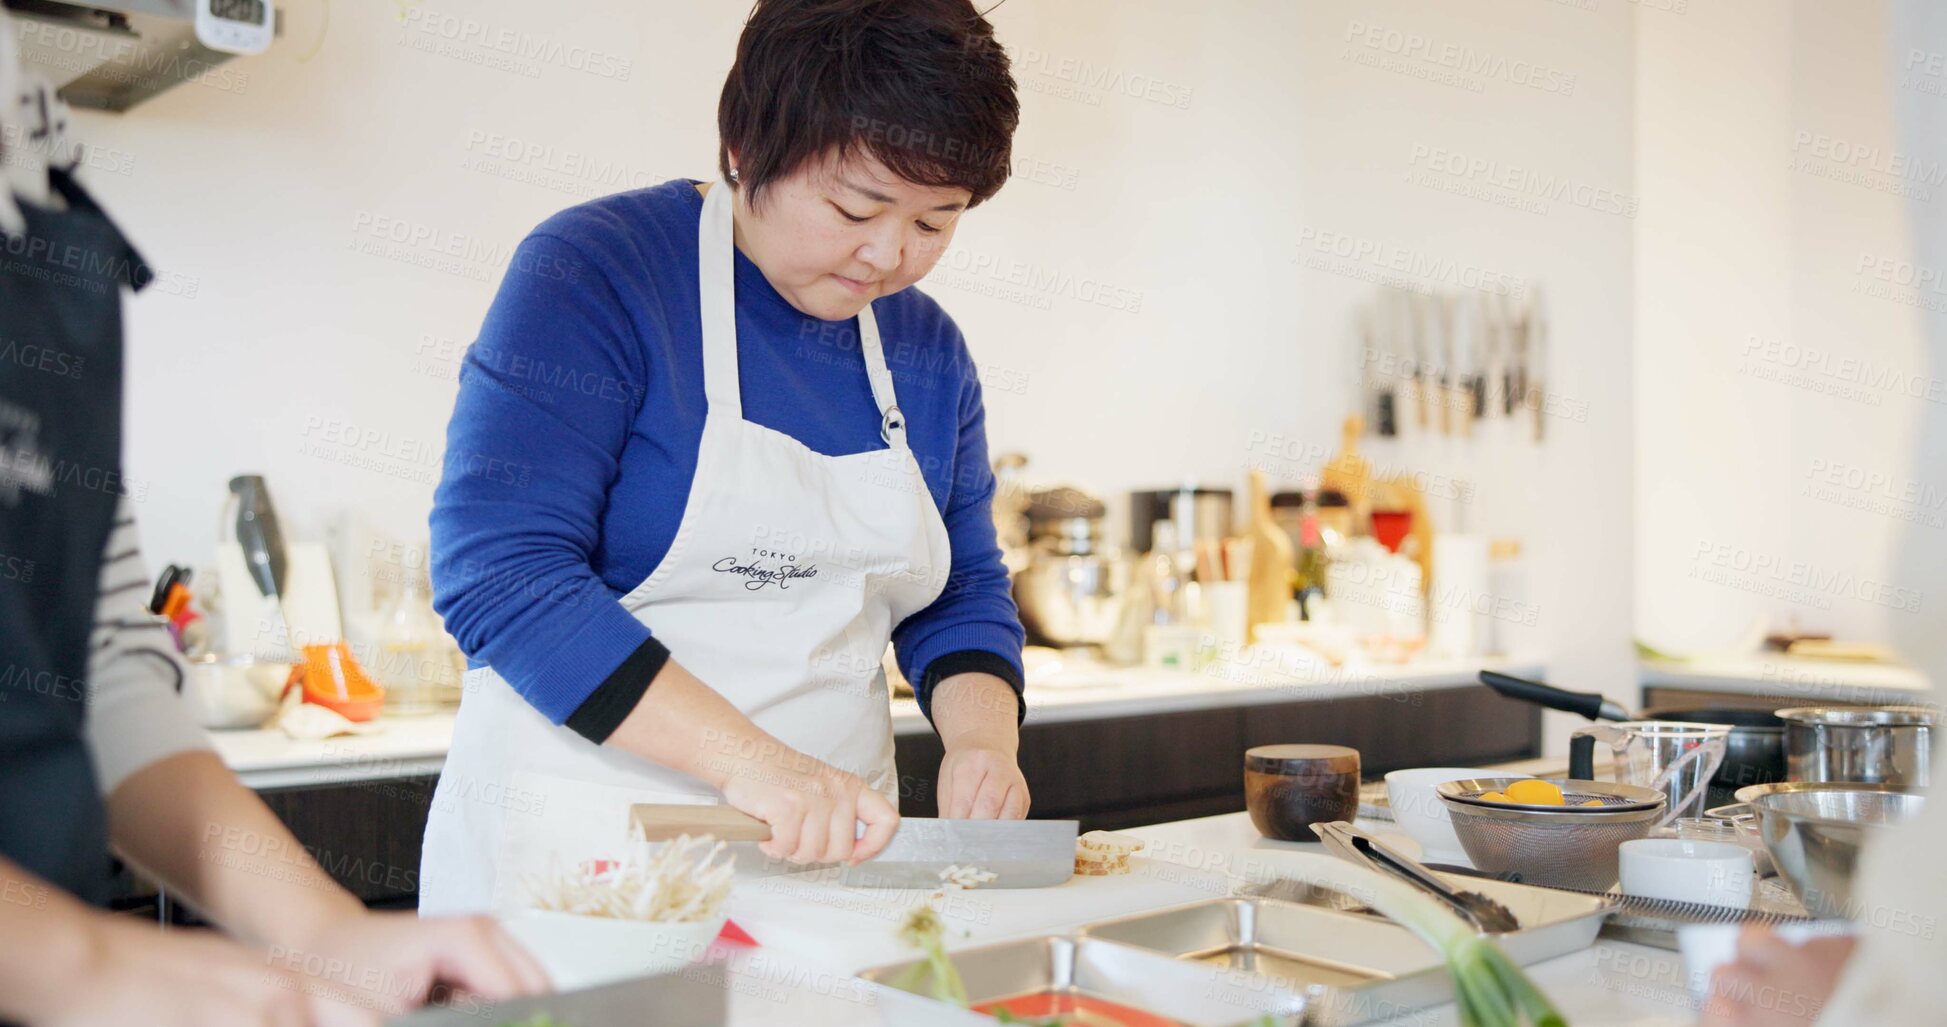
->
xmin=418 ymin=180 xmax=951 ymax=916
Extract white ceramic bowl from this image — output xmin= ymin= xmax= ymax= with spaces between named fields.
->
xmin=1384 ymin=767 xmax=1493 ymax=865
xmin=498 ymin=909 xmax=729 ymax=992
xmin=1618 ymin=838 xmax=1754 ymax=909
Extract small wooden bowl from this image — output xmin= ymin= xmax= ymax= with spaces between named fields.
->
xmin=1244 ymin=744 xmax=1361 ymax=841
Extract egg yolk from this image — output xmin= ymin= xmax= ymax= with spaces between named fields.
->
xmin=1504 ymin=779 xmax=1566 ymax=805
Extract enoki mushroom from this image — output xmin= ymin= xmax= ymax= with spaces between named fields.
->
xmin=524 ymin=831 xmax=736 ymax=922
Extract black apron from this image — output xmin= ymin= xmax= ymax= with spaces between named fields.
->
xmin=0 ymin=168 xmax=150 ymax=905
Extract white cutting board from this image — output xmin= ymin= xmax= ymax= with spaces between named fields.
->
xmin=726 ymin=856 xmax=1231 ymax=974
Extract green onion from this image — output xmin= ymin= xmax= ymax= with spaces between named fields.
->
xmin=1250 ymin=851 xmax=1566 ymax=1027
xmin=894 ymin=907 xmax=970 ymax=1007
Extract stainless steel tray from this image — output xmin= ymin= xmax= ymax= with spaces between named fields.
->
xmin=1080 ymin=898 xmax=1447 ymax=1027
xmin=860 ymin=934 xmax=1309 ymax=1026
xmin=1239 ymin=870 xmax=1617 ymax=964
xmin=1079 ymin=886 xmax=1614 ymax=1026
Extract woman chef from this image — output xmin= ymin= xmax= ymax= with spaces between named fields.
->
xmin=419 ymin=0 xmax=1030 ymax=914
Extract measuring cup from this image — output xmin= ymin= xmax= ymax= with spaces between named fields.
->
xmin=1570 ymin=720 xmax=1732 ymax=823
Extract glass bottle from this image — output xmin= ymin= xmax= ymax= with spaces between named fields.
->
xmin=372 ymin=571 xmax=458 ymax=715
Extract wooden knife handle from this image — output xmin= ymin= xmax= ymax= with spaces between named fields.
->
xmin=630 ymin=803 xmax=773 ymax=843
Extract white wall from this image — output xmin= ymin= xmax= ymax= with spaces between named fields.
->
xmin=1283 ymin=0 xmax=1637 ymax=746
xmin=77 ymin=1 xmax=734 ymax=571
xmin=71 ymin=0 xmax=1303 ymax=567
xmin=1634 ymin=0 xmax=1947 ymax=685
xmin=63 ymin=0 xmax=1643 ymax=713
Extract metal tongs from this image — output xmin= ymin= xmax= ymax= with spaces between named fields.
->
xmin=1310 ymin=821 xmax=1521 ymax=934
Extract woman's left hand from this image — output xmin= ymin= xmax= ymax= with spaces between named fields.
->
xmin=936 ymin=745 xmax=1030 ymax=819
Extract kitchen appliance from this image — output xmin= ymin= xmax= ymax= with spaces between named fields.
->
xmin=1480 ymin=671 xmax=1785 ymax=804
xmin=1776 ymin=705 xmax=1936 ymax=786
xmin=193 ymin=0 xmax=273 ymax=55
xmin=216 ymin=473 xmax=333 ymax=660
xmin=989 ymin=451 xmax=1031 ymax=576
xmin=1437 ymin=777 xmax=1668 ymax=891
xmin=1722 ymin=781 xmax=1927 ymax=917
xmin=226 ymin=474 xmax=287 ymax=601
xmin=4 ymin=0 xmax=280 ymax=112
xmin=1013 ymin=487 xmax=1131 ymax=651
xmin=1569 ymin=721 xmax=1731 ymax=822
xmin=1129 ymin=486 xmax=1233 ymax=555
xmin=629 ymin=805 xmax=1078 ymax=889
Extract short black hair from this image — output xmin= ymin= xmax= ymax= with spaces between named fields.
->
xmin=718 ymin=0 xmax=1020 ymax=208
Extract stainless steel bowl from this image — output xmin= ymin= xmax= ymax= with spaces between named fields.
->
xmin=1437 ymin=778 xmax=1668 ymax=891
xmin=1776 ymin=705 xmax=1935 ymax=786
xmin=1012 ymin=542 xmax=1130 ymax=649
xmin=1729 ymin=781 xmax=1926 ymax=917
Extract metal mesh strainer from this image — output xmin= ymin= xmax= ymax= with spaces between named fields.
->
xmin=1436 ymin=777 xmax=1668 ymax=891
xmin=1449 ymin=787 xmax=1658 ymax=810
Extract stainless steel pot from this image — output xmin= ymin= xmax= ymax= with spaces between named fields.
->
xmin=1777 ymin=705 xmax=1936 ymax=786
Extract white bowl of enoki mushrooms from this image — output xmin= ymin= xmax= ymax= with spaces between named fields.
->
xmin=500 ymin=832 xmax=735 ymax=992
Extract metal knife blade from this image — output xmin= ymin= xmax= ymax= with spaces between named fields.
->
xmin=841 ymin=817 xmax=1078 ymax=889
xmin=629 ymin=804 xmax=1079 ymax=889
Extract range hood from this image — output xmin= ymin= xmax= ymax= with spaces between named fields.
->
xmin=5 ymin=0 xmax=277 ymax=112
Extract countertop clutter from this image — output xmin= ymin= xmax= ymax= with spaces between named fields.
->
xmin=400 ymin=809 xmax=1704 ymax=1027
xmin=208 ymin=655 xmax=1545 ymax=788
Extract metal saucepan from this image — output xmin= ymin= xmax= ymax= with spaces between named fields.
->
xmin=1776 ymin=706 xmax=1936 ymax=786
xmin=1479 ymin=671 xmax=1786 ymax=801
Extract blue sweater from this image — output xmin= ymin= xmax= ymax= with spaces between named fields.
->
xmin=429 ymin=179 xmax=1024 ymax=740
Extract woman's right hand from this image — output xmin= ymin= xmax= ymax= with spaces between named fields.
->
xmin=716 ymin=744 xmax=900 ymax=865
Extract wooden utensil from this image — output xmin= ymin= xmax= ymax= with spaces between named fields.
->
xmin=632 ymin=803 xmax=775 ymax=843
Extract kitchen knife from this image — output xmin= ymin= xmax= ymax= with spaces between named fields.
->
xmin=386 ymin=961 xmax=727 ymax=1026
xmin=630 ymin=804 xmax=1078 ymax=889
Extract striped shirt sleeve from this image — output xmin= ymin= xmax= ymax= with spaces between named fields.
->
xmin=82 ymin=497 xmax=212 ymax=795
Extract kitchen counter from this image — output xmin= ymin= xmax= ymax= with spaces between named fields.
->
xmin=1639 ymin=654 xmax=1933 ymax=708
xmin=710 ymin=809 xmax=1700 ymax=1026
xmin=211 ymin=654 xmax=1544 ymax=789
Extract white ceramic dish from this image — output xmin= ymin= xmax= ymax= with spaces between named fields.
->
xmin=1618 ymin=838 xmax=1754 ymax=909
xmin=498 ymin=909 xmax=728 ymax=991
xmin=1384 ymin=767 xmax=1494 ymax=865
